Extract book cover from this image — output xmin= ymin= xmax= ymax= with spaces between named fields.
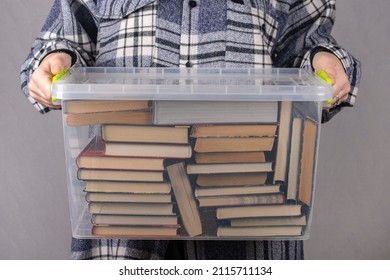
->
xmin=194 ymin=137 xmax=275 ymax=153
xmin=196 ymin=173 xmax=268 ymax=187
xmin=187 ymin=162 xmax=273 ymax=174
xmin=230 ymin=215 xmax=307 ymax=227
xmin=64 ymin=100 xmax=150 ymax=114
xmin=194 ymin=151 xmax=266 ymax=164
xmin=85 ymin=192 xmax=172 ymax=203
xmin=78 ymin=169 xmax=165 ymax=182
xmin=286 ymin=117 xmax=303 ymax=201
xmin=84 ymin=181 xmax=172 ymax=194
xmin=102 ymin=124 xmax=189 ymax=144
xmin=194 ymin=184 xmax=281 ymax=197
xmin=166 ymin=162 xmax=202 ymax=237
xmin=197 ymin=193 xmax=285 ymax=207
xmin=273 ymin=101 xmax=292 ymax=183
xmin=66 ymin=110 xmax=153 ymax=126
xmin=153 ymin=100 xmax=278 ymax=125
xmin=92 ymin=225 xmax=180 ymax=237
xmin=217 ymin=225 xmax=303 ymax=237
xmin=190 ymin=124 xmax=277 ymax=138
xmin=216 ymin=204 xmax=303 ymax=219
xmin=88 ymin=202 xmax=175 ymax=215
xmin=91 ymin=214 xmax=178 ymax=226
xmin=104 ymin=142 xmax=192 ymax=158
xmin=298 ymin=118 xmax=318 ymax=206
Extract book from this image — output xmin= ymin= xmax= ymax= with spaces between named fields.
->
xmin=78 ymin=169 xmax=164 ymax=182
xmin=85 ymin=192 xmax=172 ymax=203
xmin=91 ymin=214 xmax=178 ymax=226
xmin=166 ymin=162 xmax=202 ymax=237
xmin=217 ymin=225 xmax=303 ymax=237
xmin=66 ymin=110 xmax=153 ymax=126
xmin=273 ymin=101 xmax=292 ymax=183
xmin=216 ymin=204 xmax=303 ymax=219
xmin=153 ymin=100 xmax=278 ymax=124
xmin=194 ymin=137 xmax=275 ymax=153
xmin=88 ymin=202 xmax=174 ymax=215
xmin=84 ymin=181 xmax=172 ymax=194
xmin=298 ymin=118 xmax=318 ymax=206
xmin=196 ymin=173 xmax=268 ymax=187
xmin=102 ymin=125 xmax=189 ymax=144
xmin=190 ymin=124 xmax=277 ymax=138
xmin=77 ymin=155 xmax=165 ymax=171
xmin=76 ymin=136 xmax=165 ymax=171
xmin=194 ymin=151 xmax=266 ymax=164
xmin=64 ymin=100 xmax=150 ymax=114
xmin=104 ymin=142 xmax=192 ymax=158
xmin=92 ymin=225 xmax=179 ymax=237
xmin=186 ymin=162 xmax=273 ymax=174
xmin=197 ymin=193 xmax=285 ymax=207
xmin=194 ymin=184 xmax=281 ymax=197
xmin=230 ymin=215 xmax=307 ymax=227
xmin=286 ymin=117 xmax=303 ymax=200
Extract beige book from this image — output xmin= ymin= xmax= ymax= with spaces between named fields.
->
xmin=190 ymin=124 xmax=277 ymax=138
xmin=194 ymin=137 xmax=275 ymax=153
xmin=92 ymin=225 xmax=179 ymax=237
xmin=216 ymin=204 xmax=302 ymax=219
xmin=85 ymin=192 xmax=172 ymax=203
xmin=84 ymin=181 xmax=172 ymax=194
xmin=102 ymin=125 xmax=189 ymax=144
xmin=78 ymin=169 xmax=164 ymax=182
xmin=64 ymin=100 xmax=150 ymax=114
xmin=196 ymin=173 xmax=268 ymax=187
xmin=217 ymin=225 xmax=303 ymax=237
xmin=187 ymin=162 xmax=273 ymax=174
xmin=194 ymin=151 xmax=266 ymax=164
xmin=88 ymin=202 xmax=174 ymax=215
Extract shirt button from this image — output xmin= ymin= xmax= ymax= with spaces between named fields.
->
xmin=189 ymin=0 xmax=197 ymax=8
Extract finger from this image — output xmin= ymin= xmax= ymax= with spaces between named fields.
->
xmin=50 ymin=53 xmax=72 ymax=75
xmin=28 ymin=80 xmax=53 ymax=107
xmin=31 ymin=67 xmax=54 ymax=102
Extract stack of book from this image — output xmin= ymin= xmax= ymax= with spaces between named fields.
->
xmin=76 ymin=123 xmax=193 ymax=237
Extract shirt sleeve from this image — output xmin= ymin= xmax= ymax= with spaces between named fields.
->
xmin=272 ymin=0 xmax=361 ymax=122
xmin=20 ymin=0 xmax=97 ymax=114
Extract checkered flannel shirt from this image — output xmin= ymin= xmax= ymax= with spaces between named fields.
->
xmin=21 ymin=0 xmax=360 ymax=121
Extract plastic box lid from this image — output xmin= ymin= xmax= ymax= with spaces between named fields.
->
xmin=52 ymin=67 xmax=332 ymax=102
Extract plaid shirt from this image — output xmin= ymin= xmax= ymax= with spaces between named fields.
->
xmin=20 ymin=0 xmax=360 ymax=260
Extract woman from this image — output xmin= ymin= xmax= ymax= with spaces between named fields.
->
xmin=21 ymin=0 xmax=361 ymax=260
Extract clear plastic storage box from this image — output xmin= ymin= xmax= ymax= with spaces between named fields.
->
xmin=52 ymin=67 xmax=332 ymax=240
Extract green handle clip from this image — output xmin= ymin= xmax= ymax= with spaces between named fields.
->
xmin=51 ymin=69 xmax=69 ymax=104
xmin=315 ymin=70 xmax=333 ymax=105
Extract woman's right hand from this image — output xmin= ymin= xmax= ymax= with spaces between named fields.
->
xmin=28 ymin=52 xmax=72 ymax=108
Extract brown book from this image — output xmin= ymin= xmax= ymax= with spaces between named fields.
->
xmin=194 ymin=184 xmax=281 ymax=197
xmin=64 ymin=100 xmax=150 ymax=114
xmin=298 ymin=118 xmax=318 ymax=206
xmin=78 ymin=169 xmax=164 ymax=182
xmin=194 ymin=151 xmax=266 ymax=164
xmin=196 ymin=173 xmax=268 ymax=187
xmin=104 ymin=142 xmax=192 ymax=158
xmin=194 ymin=137 xmax=275 ymax=153
xmin=230 ymin=215 xmax=307 ymax=227
xmin=287 ymin=117 xmax=303 ymax=200
xmin=190 ymin=124 xmax=277 ymax=138
xmin=66 ymin=110 xmax=152 ymax=126
xmin=216 ymin=204 xmax=303 ymax=219
xmin=85 ymin=192 xmax=172 ymax=203
xmin=166 ymin=162 xmax=202 ymax=237
xmin=91 ymin=214 xmax=178 ymax=226
xmin=92 ymin=225 xmax=179 ymax=237
xmin=187 ymin=162 xmax=273 ymax=174
xmin=197 ymin=193 xmax=285 ymax=207
xmin=76 ymin=136 xmax=165 ymax=170
xmin=273 ymin=101 xmax=292 ymax=183
xmin=84 ymin=181 xmax=172 ymax=194
xmin=217 ymin=225 xmax=303 ymax=237
xmin=88 ymin=202 xmax=174 ymax=215
xmin=102 ymin=125 xmax=189 ymax=144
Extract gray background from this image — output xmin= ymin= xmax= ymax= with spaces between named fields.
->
xmin=1 ymin=0 xmax=389 ymax=259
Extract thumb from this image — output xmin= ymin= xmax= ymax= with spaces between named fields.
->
xmin=49 ymin=53 xmax=72 ymax=75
